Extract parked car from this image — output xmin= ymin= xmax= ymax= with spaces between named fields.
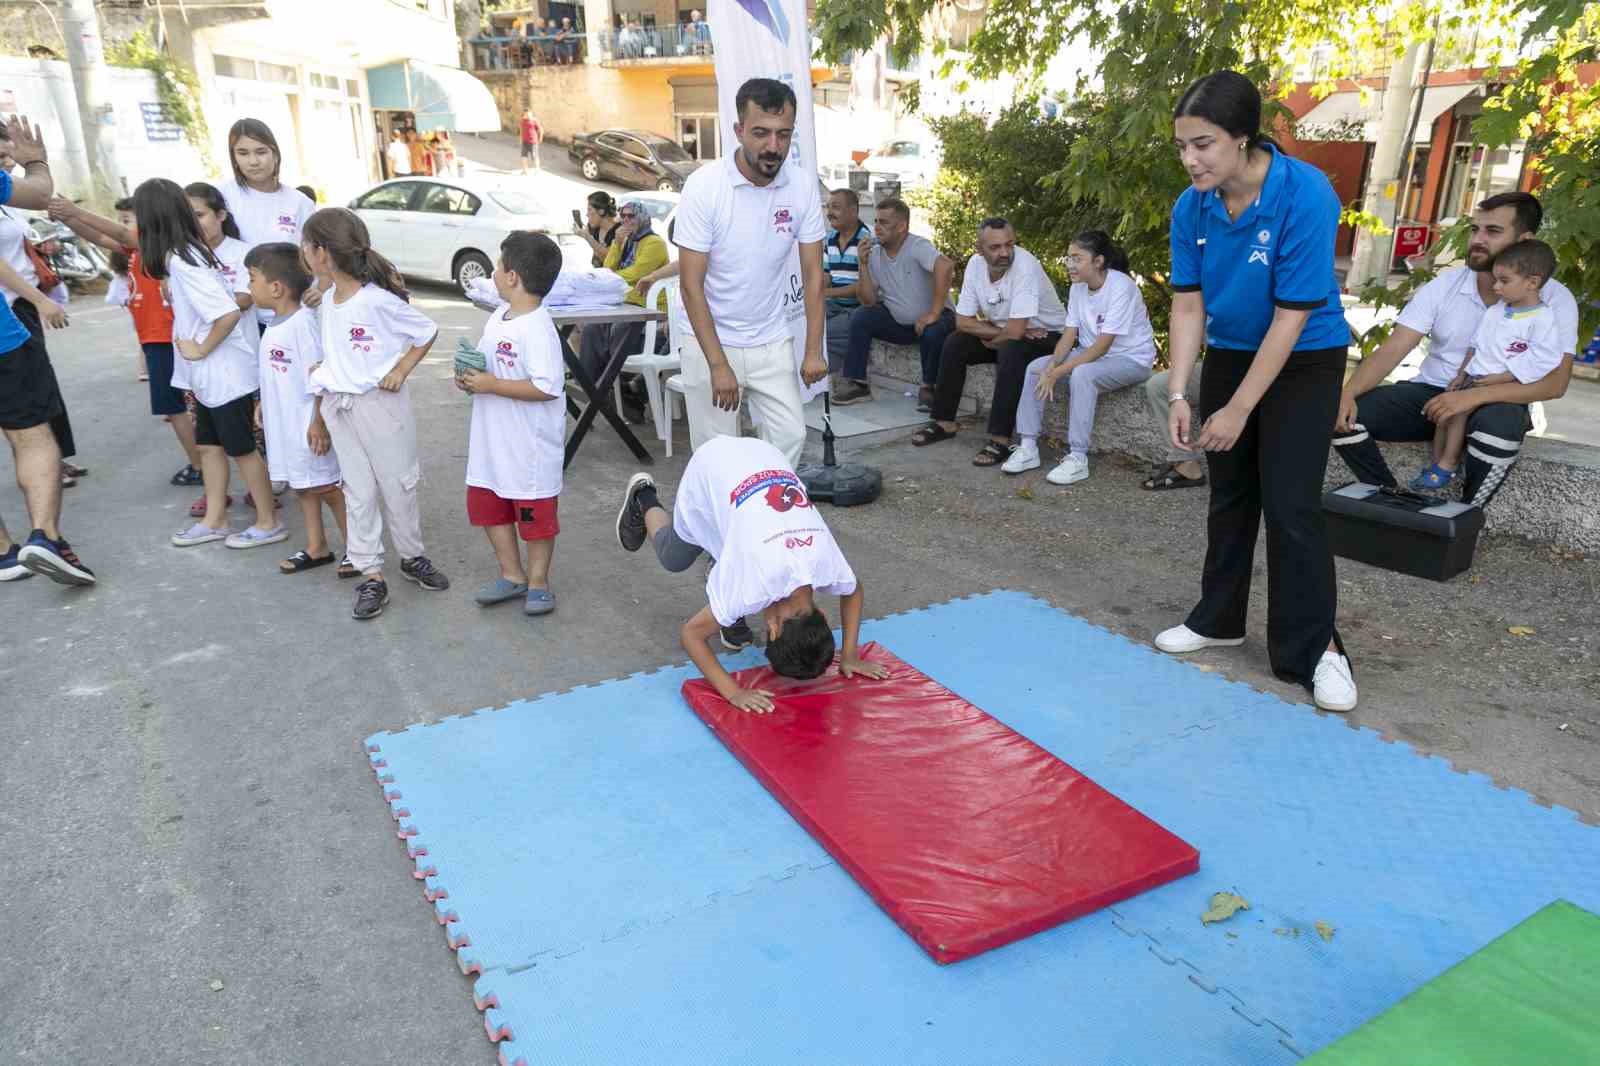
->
xmin=860 ymin=138 xmax=937 ymax=188
xmin=347 ymin=177 xmax=592 ymax=289
xmin=568 ymin=129 xmax=704 ymax=191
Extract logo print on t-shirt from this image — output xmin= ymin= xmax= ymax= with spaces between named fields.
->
xmin=494 ymin=339 xmax=517 ymax=371
xmin=268 ymin=346 xmax=291 ymax=373
xmin=349 ymin=325 xmax=374 ymax=353
xmin=277 ymin=214 xmax=296 ymax=230
xmin=1248 ymin=248 xmax=1270 ymax=266
xmin=1506 ymin=339 xmax=1530 ymax=355
xmin=784 ymin=535 xmax=814 ymax=549
xmin=764 ymin=482 xmax=811 ymax=512
xmin=773 ymin=207 xmax=794 ymax=236
xmin=1257 ymin=229 xmax=1272 ymax=244
xmin=730 ymin=469 xmax=812 ymax=509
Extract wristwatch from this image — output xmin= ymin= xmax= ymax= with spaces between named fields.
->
xmin=1169 ymin=393 xmax=1188 ymax=403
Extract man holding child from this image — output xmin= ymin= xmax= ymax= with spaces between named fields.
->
xmin=1333 ymin=191 xmax=1579 ymax=508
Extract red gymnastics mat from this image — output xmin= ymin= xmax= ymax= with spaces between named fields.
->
xmin=681 ymin=642 xmax=1199 ymax=964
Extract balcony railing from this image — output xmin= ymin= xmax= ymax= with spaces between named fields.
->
xmin=466 ymin=25 xmax=717 ymax=72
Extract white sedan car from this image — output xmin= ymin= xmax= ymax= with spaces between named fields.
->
xmin=348 ymin=178 xmax=593 ymax=289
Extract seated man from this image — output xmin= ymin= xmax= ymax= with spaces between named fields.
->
xmin=911 ymin=217 xmax=1066 ymax=467
xmin=821 ymin=188 xmax=870 ymax=399
xmin=1334 ymin=191 xmax=1578 ymax=508
xmin=847 ymin=196 xmax=954 ymax=409
xmin=614 ymin=435 xmax=887 ymax=710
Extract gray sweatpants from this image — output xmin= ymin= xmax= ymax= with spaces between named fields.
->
xmin=653 ymin=524 xmax=704 ymax=572
xmin=1145 ymin=368 xmax=1204 ymax=463
xmin=321 ymin=385 xmax=425 ymax=574
xmin=1017 ymin=353 xmax=1152 ymax=455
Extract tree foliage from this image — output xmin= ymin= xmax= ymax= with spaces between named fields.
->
xmin=816 ymin=0 xmax=1600 ymax=348
xmin=107 ymin=31 xmax=211 ymax=165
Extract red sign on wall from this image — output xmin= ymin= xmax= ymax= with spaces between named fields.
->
xmin=1394 ymin=224 xmax=1429 ymax=259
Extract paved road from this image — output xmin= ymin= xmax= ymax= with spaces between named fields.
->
xmin=2 ymin=292 xmax=1596 ymax=1065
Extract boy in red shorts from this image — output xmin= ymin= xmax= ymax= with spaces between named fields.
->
xmin=456 ymin=232 xmax=565 ymax=616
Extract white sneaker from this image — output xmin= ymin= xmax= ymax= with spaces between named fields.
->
xmin=1154 ymin=624 xmax=1245 ymax=654
xmin=1001 ymin=440 xmax=1040 ymax=474
xmin=1313 ymin=651 xmax=1358 ymax=712
xmin=1045 ymin=453 xmax=1089 ymax=485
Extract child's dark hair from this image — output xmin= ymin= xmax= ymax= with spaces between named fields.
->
xmin=1493 ymin=239 xmax=1556 ymax=285
xmin=108 ymin=249 xmax=130 ymax=275
xmin=1174 ymin=70 xmax=1281 ymax=153
xmin=296 ymin=184 xmax=318 ymax=204
xmin=227 ymin=117 xmax=283 ymax=187
xmin=132 ymin=178 xmax=221 ymax=281
xmin=244 ymin=241 xmax=312 ymax=301
xmin=1072 ymin=229 xmax=1130 ymax=274
xmin=765 ymin=608 xmax=836 ymax=680
xmin=500 ymin=231 xmax=562 ymax=297
xmin=183 ymin=181 xmax=242 ymax=241
xmin=301 ymin=207 xmax=409 ymax=302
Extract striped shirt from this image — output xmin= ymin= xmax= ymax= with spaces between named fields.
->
xmin=824 ymin=223 xmax=870 ymax=311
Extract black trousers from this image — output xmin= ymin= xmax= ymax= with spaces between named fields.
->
xmin=1185 ymin=346 xmax=1346 ymax=689
xmin=932 ymin=330 xmax=1060 ymax=437
xmin=9 ymin=299 xmax=75 ymax=459
xmin=1331 ymin=380 xmax=1531 ymax=508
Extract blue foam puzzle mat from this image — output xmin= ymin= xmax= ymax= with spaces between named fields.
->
xmin=362 ymin=590 xmax=1600 ymax=1065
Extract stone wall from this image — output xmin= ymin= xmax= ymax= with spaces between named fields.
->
xmin=867 ymin=340 xmax=1600 ymax=553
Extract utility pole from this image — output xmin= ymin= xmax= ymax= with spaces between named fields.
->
xmin=62 ymin=0 xmax=123 ymax=211
xmin=1346 ymin=41 xmax=1421 ymax=293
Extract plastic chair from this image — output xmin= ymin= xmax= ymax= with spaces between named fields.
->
xmin=612 ymin=278 xmax=683 ymax=454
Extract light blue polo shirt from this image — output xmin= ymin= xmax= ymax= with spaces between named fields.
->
xmin=0 ymin=170 xmax=32 ymax=356
xmin=1169 ymin=143 xmax=1349 ymax=352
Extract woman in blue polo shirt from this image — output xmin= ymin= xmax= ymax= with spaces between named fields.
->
xmin=1155 ymin=71 xmax=1356 ymax=712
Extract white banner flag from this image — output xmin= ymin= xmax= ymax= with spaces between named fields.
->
xmin=707 ymin=0 xmax=826 ymax=399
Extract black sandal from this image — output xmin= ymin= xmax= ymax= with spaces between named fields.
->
xmin=281 ymin=550 xmax=336 ymax=574
xmin=910 ymin=422 xmax=958 ymax=447
xmin=337 ymin=558 xmax=361 ymax=580
xmin=1141 ymin=463 xmax=1207 ymax=491
xmin=972 ymin=441 xmax=1014 ymax=467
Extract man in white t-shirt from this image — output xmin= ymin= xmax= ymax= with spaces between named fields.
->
xmin=673 ymin=77 xmax=827 ymax=467
xmin=612 ymin=436 xmax=887 ymax=710
xmin=385 ymin=131 xmax=412 ymax=179
xmin=1334 ymin=192 xmax=1579 ymax=507
xmin=912 ymin=217 xmax=1067 ymax=469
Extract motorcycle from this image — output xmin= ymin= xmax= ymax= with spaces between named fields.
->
xmin=27 ymin=217 xmax=110 ymax=288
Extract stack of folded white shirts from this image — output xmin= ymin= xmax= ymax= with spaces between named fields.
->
xmin=543 ymin=268 xmax=629 ymax=310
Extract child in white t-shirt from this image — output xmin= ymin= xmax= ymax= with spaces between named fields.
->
xmin=302 ymin=207 xmax=445 ymax=621
xmin=133 ymin=177 xmax=284 ymax=551
xmin=1413 ymin=240 xmax=1565 ymax=491
xmin=456 ymin=232 xmax=567 ymax=616
xmin=245 ymin=242 xmax=351 ymax=577
xmin=1007 ymin=231 xmax=1156 ymax=485
xmin=613 ymin=435 xmax=888 ymax=713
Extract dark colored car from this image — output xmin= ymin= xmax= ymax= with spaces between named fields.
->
xmin=568 ymin=129 xmax=704 ymax=191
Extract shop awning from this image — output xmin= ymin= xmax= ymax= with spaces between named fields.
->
xmin=1296 ymin=83 xmax=1479 ymax=143
xmin=366 ymin=60 xmax=501 ymax=133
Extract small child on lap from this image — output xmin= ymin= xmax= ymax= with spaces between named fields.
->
xmin=1412 ymin=240 xmax=1564 ymax=491
xmin=457 ymin=232 xmax=566 ymax=616
xmin=245 ymin=242 xmax=351 ymax=575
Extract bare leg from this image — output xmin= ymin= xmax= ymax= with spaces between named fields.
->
xmin=197 ymin=445 xmax=231 ymax=529
xmin=524 ymin=536 xmax=554 ymax=590
xmin=0 ymin=520 xmax=12 ymax=553
xmin=233 ymin=451 xmax=278 ymax=531
xmin=1435 ymin=413 xmax=1467 ymax=472
xmin=484 ymin=523 xmax=527 ymax=583
xmin=298 ymin=491 xmax=330 ymax=558
xmin=168 ymin=413 xmax=201 ymax=469
xmin=323 ymin=486 xmax=348 ymax=554
xmin=8 ymin=423 xmax=64 ymax=539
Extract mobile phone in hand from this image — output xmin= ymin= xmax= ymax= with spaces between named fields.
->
xmin=571 ymin=209 xmax=583 ymax=228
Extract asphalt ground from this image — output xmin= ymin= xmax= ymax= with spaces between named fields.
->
xmin=2 ymin=289 xmax=1595 ymax=1065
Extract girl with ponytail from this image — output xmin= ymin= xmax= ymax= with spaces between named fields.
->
xmin=301 ymin=207 xmax=448 ymax=620
xmin=1005 ymin=228 xmax=1157 ymax=484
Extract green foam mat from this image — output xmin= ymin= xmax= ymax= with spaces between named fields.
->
xmin=1305 ymin=900 xmax=1600 ymax=1066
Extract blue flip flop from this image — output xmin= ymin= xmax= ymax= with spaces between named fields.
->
xmin=474 ymin=577 xmax=528 ymax=606
xmin=1409 ymin=463 xmax=1458 ymax=492
xmin=524 ymin=587 xmax=556 ymax=616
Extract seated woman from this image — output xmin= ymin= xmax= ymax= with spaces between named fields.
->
xmin=1003 ymin=230 xmax=1156 ymax=485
